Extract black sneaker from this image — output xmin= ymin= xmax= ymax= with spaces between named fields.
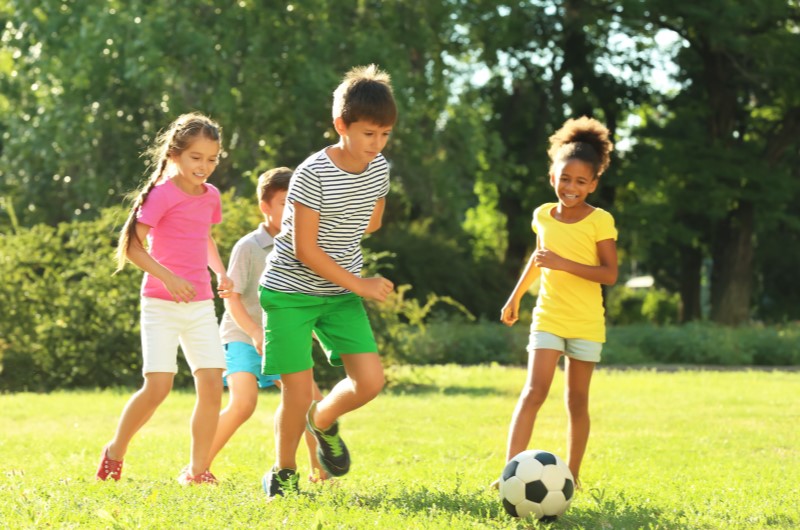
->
xmin=262 ymin=466 xmax=299 ymax=498
xmin=306 ymin=401 xmax=350 ymax=477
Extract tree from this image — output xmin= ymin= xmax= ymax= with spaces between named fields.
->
xmin=622 ymin=0 xmax=800 ymax=324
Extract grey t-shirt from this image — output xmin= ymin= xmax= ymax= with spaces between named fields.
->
xmin=219 ymin=225 xmax=273 ymax=345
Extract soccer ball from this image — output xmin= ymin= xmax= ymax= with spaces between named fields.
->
xmin=499 ymin=449 xmax=575 ymax=521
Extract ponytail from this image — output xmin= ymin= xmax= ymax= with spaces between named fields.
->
xmin=114 ymin=158 xmax=168 ymax=272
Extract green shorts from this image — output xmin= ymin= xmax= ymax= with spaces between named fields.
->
xmin=259 ymin=287 xmax=378 ymax=375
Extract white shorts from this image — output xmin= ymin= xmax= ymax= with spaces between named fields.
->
xmin=140 ymin=297 xmax=226 ymax=374
xmin=527 ymin=330 xmax=603 ymax=363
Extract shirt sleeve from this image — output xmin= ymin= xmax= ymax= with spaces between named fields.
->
xmin=226 ymin=239 xmax=251 ymax=295
xmin=288 ymin=167 xmax=322 ymax=212
xmin=378 ymin=168 xmax=390 ymax=199
xmin=531 ymin=205 xmax=544 ymax=235
xmin=596 ymin=210 xmax=618 ymax=242
xmin=209 ymin=184 xmax=222 ymax=225
xmin=136 ymin=185 xmax=169 ymax=228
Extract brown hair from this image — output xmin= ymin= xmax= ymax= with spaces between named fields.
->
xmin=547 ymin=116 xmax=614 ymax=178
xmin=115 ymin=112 xmax=222 ymax=271
xmin=257 ymin=166 xmax=292 ymax=203
xmin=332 ymin=64 xmax=397 ymax=127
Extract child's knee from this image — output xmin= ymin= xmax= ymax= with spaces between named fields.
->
xmin=565 ymin=391 xmax=589 ymax=413
xmin=519 ymin=386 xmax=547 ymax=409
xmin=142 ymin=377 xmax=173 ymax=403
xmin=354 ymin=373 xmax=384 ymax=400
xmin=230 ymin=397 xmax=257 ymax=421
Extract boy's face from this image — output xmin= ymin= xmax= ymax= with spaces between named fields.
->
xmin=261 ymin=189 xmax=287 ymax=236
xmin=335 ymin=118 xmax=393 ymax=169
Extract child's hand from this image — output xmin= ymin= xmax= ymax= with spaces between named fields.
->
xmin=356 ymin=276 xmax=394 ymax=302
xmin=250 ymin=327 xmax=264 ymax=356
xmin=164 ymin=274 xmax=196 ymax=303
xmin=217 ymin=273 xmax=234 ymax=298
xmin=532 ymin=248 xmax=564 ymax=270
xmin=500 ymin=300 xmax=520 ymax=326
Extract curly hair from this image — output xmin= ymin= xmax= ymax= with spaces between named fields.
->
xmin=547 ymin=116 xmax=613 ymax=178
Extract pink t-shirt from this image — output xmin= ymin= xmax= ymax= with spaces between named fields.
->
xmin=136 ymin=179 xmax=222 ymax=301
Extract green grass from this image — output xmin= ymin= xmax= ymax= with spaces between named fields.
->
xmin=1 ymin=364 xmax=798 ymax=529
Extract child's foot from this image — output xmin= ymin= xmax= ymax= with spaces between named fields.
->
xmin=262 ymin=466 xmax=299 ymax=498
xmin=96 ymin=444 xmax=123 ymax=481
xmin=306 ymin=401 xmax=350 ymax=477
xmin=177 ymin=465 xmax=218 ymax=485
xmin=308 ymin=469 xmax=332 ymax=484
xmin=490 ymin=478 xmax=500 ymax=490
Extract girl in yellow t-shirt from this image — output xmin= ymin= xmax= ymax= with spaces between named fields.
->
xmin=498 ymin=116 xmax=618 ymax=489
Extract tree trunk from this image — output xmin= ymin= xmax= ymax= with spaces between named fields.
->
xmin=679 ymin=245 xmax=703 ymax=322
xmin=710 ymin=201 xmax=754 ymax=325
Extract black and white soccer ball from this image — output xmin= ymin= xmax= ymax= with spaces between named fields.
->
xmin=499 ymin=449 xmax=575 ymax=521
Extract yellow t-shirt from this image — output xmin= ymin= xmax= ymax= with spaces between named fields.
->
xmin=531 ymin=203 xmax=617 ymax=343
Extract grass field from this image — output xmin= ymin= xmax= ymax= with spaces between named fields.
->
xmin=1 ymin=364 xmax=798 ymax=529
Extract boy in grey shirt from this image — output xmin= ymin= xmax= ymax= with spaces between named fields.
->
xmin=209 ymin=167 xmax=327 ymax=482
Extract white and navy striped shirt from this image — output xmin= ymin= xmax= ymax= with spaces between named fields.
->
xmin=260 ymin=148 xmax=390 ymax=295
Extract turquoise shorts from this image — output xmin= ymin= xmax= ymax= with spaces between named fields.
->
xmin=223 ymin=341 xmax=281 ymax=388
xmin=528 ymin=330 xmax=603 ymax=363
xmin=259 ymin=287 xmax=378 ymax=376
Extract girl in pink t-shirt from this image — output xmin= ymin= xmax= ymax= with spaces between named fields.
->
xmin=96 ymin=113 xmax=233 ymax=485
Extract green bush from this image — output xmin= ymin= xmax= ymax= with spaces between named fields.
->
xmin=606 ymin=286 xmax=681 ymax=325
xmin=0 ymin=194 xmax=261 ymax=392
xmin=0 ymin=208 xmax=144 ymax=391
xmin=605 ymin=323 xmax=800 ymax=366
xmin=402 ymin=318 xmax=529 ymax=366
xmin=364 ymin=219 xmax=512 ymax=320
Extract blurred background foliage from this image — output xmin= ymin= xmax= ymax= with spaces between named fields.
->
xmin=1 ymin=1 xmax=799 ymax=390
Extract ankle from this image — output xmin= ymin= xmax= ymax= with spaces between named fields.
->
xmin=106 ymin=442 xmax=124 ymax=461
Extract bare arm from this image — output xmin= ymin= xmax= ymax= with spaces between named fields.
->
xmin=364 ymin=197 xmax=386 ymax=234
xmin=533 ymin=238 xmax=618 ymax=285
xmin=500 ymin=248 xmax=542 ymax=326
xmin=294 ymin=202 xmax=393 ymax=302
xmin=207 ymin=233 xmax=233 ymax=296
xmin=126 ymin=222 xmax=197 ymax=302
xmin=225 ymin=292 xmax=263 ymax=354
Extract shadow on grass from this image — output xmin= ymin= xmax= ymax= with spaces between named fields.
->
xmin=385 ymin=381 xmax=510 ymax=397
xmin=309 ymin=483 xmax=668 ymax=529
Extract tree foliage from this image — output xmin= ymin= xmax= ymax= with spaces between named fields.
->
xmin=2 ymin=0 xmax=800 ymax=332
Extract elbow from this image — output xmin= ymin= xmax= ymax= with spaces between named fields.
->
xmin=603 ymin=272 xmax=618 ymax=286
xmin=365 ymin=219 xmax=382 ymax=234
xmin=295 ymin=244 xmax=316 ymax=268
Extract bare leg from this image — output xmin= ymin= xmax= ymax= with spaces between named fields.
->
xmin=275 ymin=369 xmax=315 ymax=470
xmin=505 ymin=349 xmax=561 ymax=461
xmin=106 ymin=372 xmax=174 ymax=460
xmin=564 ymin=357 xmax=595 ymax=484
xmin=306 ymin=380 xmax=328 ymax=481
xmin=189 ymin=368 xmax=223 ymax=475
xmin=311 ymin=353 xmax=384 ymax=430
xmin=207 ymin=372 xmax=259 ymax=466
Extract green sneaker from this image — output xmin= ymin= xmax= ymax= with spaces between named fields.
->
xmin=306 ymin=401 xmax=350 ymax=477
xmin=262 ymin=466 xmax=299 ymax=498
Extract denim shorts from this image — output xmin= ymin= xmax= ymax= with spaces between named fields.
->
xmin=527 ymin=330 xmax=603 ymax=363
xmin=223 ymin=341 xmax=281 ymax=388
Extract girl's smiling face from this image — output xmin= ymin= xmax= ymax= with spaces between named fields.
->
xmin=170 ymin=136 xmax=220 ymax=194
xmin=550 ymin=159 xmax=598 ymax=209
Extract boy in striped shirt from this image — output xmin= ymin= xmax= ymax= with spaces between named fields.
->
xmin=259 ymin=64 xmax=397 ymax=498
